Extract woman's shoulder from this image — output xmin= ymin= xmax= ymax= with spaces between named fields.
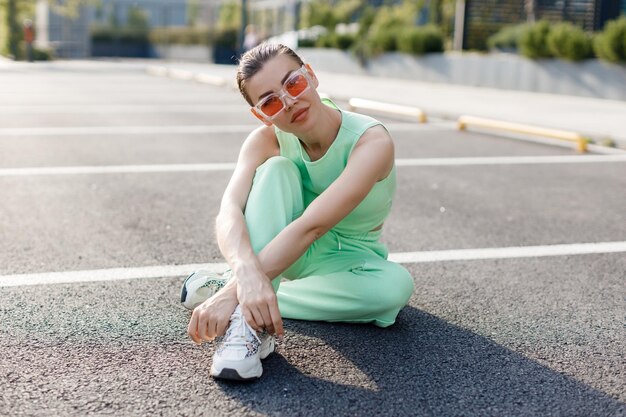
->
xmin=341 ymin=108 xmax=385 ymax=136
xmin=240 ymin=125 xmax=280 ymax=160
xmin=355 ymin=124 xmax=393 ymax=149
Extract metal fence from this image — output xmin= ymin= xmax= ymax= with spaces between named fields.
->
xmin=463 ymin=0 xmax=622 ymax=50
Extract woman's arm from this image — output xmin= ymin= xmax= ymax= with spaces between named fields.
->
xmin=188 ymin=126 xmax=281 ymax=344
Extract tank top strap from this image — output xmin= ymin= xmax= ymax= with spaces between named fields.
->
xmin=275 ymin=126 xmax=299 ymax=161
xmin=322 ymin=99 xmax=383 ymax=156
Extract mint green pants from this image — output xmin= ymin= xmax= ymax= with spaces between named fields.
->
xmin=245 ymin=156 xmax=414 ymax=327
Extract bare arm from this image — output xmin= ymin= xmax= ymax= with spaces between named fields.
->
xmin=188 ymin=126 xmax=281 ymax=344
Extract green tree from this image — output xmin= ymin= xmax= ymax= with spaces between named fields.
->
xmin=1 ymin=0 xmax=36 ymax=59
xmin=6 ymin=0 xmax=19 ymax=58
xmin=547 ymin=22 xmax=592 ymax=61
xmin=127 ymin=5 xmax=148 ymax=31
xmin=519 ymin=20 xmax=553 ymax=59
xmin=593 ymin=16 xmax=626 ymax=63
xmin=217 ymin=1 xmax=240 ymax=30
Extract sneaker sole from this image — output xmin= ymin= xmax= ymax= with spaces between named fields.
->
xmin=210 ymin=339 xmax=274 ymax=381
xmin=180 ymin=275 xmax=191 ymax=305
xmin=210 ymin=367 xmax=261 ymax=381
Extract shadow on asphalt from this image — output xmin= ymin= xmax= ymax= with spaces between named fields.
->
xmin=217 ymin=307 xmax=624 ymax=416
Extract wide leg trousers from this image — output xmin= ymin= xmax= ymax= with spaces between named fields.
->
xmin=244 ymin=156 xmax=414 ymax=328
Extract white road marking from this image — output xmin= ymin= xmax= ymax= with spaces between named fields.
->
xmin=0 ymin=125 xmax=257 ymax=136
xmin=2 ymin=155 xmax=626 ymax=176
xmin=0 ymin=104 xmax=248 ymax=114
xmin=2 ymin=241 xmax=625 ymax=287
xmin=0 ymin=163 xmax=237 ymax=176
xmin=0 ymin=263 xmax=228 ymax=288
xmin=387 ymin=241 xmax=626 ymax=263
xmin=394 ymin=154 xmax=626 ymax=166
xmin=0 ymin=123 xmax=440 ymax=136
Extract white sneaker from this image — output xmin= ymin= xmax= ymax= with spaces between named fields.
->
xmin=180 ymin=270 xmax=229 ymax=310
xmin=210 ymin=305 xmax=275 ymax=381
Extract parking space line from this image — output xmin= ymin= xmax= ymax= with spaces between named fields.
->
xmin=0 ymin=104 xmax=248 ymax=114
xmin=0 ymin=125 xmax=258 ymax=136
xmin=0 ymin=163 xmax=237 ymax=176
xmin=394 ymin=154 xmax=626 ymax=166
xmin=0 ymin=262 xmax=228 ymax=288
xmin=388 ymin=241 xmax=626 ymax=263
xmin=2 ymin=241 xmax=624 ymax=287
xmin=0 ymin=123 xmax=443 ymax=136
xmin=2 ymin=155 xmax=625 ymax=176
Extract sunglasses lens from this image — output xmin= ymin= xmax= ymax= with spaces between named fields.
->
xmin=259 ymin=95 xmax=284 ymax=117
xmin=285 ymin=73 xmax=308 ymax=98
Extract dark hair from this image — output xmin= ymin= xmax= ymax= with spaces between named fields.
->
xmin=236 ymin=43 xmax=304 ymax=106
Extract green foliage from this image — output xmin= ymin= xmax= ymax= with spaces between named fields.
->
xmin=332 ymin=0 xmax=364 ymax=24
xmin=315 ymin=32 xmax=335 ymax=48
xmin=126 ymin=6 xmax=149 ymax=31
xmin=315 ymin=31 xmax=356 ymax=50
xmin=6 ymin=0 xmax=19 ymax=58
xmin=487 ymin=23 xmax=528 ymax=51
xmin=301 ymin=1 xmax=338 ymax=30
xmin=546 ymin=23 xmax=592 ymax=61
xmin=593 ymin=16 xmax=626 ymax=64
xmin=367 ymin=5 xmax=415 ymax=54
xmin=519 ymin=20 xmax=553 ymax=59
xmin=51 ymin=0 xmax=96 ymax=19
xmin=90 ymin=3 xmax=150 ymax=44
xmin=334 ymin=32 xmax=357 ymax=50
xmin=90 ymin=25 xmax=148 ymax=43
xmin=148 ymin=27 xmax=212 ymax=46
xmin=426 ymin=0 xmax=456 ymax=40
xmin=397 ymin=25 xmax=444 ymax=55
xmin=32 ymin=46 xmax=54 ymax=60
xmin=298 ymin=38 xmax=316 ymax=47
xmin=1 ymin=0 xmax=37 ymax=59
xmin=217 ymin=1 xmax=241 ymax=30
xmin=299 ymin=0 xmax=447 ymax=60
xmin=213 ymin=27 xmax=238 ymax=48
xmin=301 ymin=0 xmax=366 ymax=31
xmin=369 ymin=27 xmax=400 ymax=52
xmin=357 ymin=6 xmax=376 ymax=37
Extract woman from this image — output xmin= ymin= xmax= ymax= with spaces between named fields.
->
xmin=182 ymin=43 xmax=414 ymax=381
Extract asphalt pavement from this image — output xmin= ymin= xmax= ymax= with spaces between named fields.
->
xmin=0 ymin=61 xmax=625 ymax=416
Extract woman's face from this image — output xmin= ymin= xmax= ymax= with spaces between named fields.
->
xmin=245 ymin=53 xmax=319 ymax=130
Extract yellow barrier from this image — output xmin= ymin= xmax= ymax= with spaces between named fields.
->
xmin=458 ymin=115 xmax=588 ymax=153
xmin=348 ymin=98 xmax=427 ymax=123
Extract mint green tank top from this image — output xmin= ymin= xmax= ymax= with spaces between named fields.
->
xmin=274 ymin=99 xmax=396 ymax=237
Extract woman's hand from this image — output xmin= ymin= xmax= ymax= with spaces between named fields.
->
xmin=236 ymin=270 xmax=284 ymax=339
xmin=187 ymin=283 xmax=238 ymax=344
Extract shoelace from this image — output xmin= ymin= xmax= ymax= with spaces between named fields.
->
xmin=223 ymin=311 xmax=261 ymax=347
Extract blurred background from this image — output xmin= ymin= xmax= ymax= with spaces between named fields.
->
xmin=0 ymin=0 xmax=625 ymax=63
xmin=2 ymin=1 xmax=626 ymax=102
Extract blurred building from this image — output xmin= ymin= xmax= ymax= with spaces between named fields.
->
xmin=35 ymin=0 xmax=199 ymax=58
xmin=91 ymin=0 xmax=189 ymax=28
xmin=35 ymin=0 xmax=91 ymax=58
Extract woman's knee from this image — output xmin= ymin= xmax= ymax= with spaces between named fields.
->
xmin=376 ymin=263 xmax=414 ymax=310
xmin=247 ymin=156 xmax=303 ymax=214
xmin=257 ymin=156 xmax=299 ymax=181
